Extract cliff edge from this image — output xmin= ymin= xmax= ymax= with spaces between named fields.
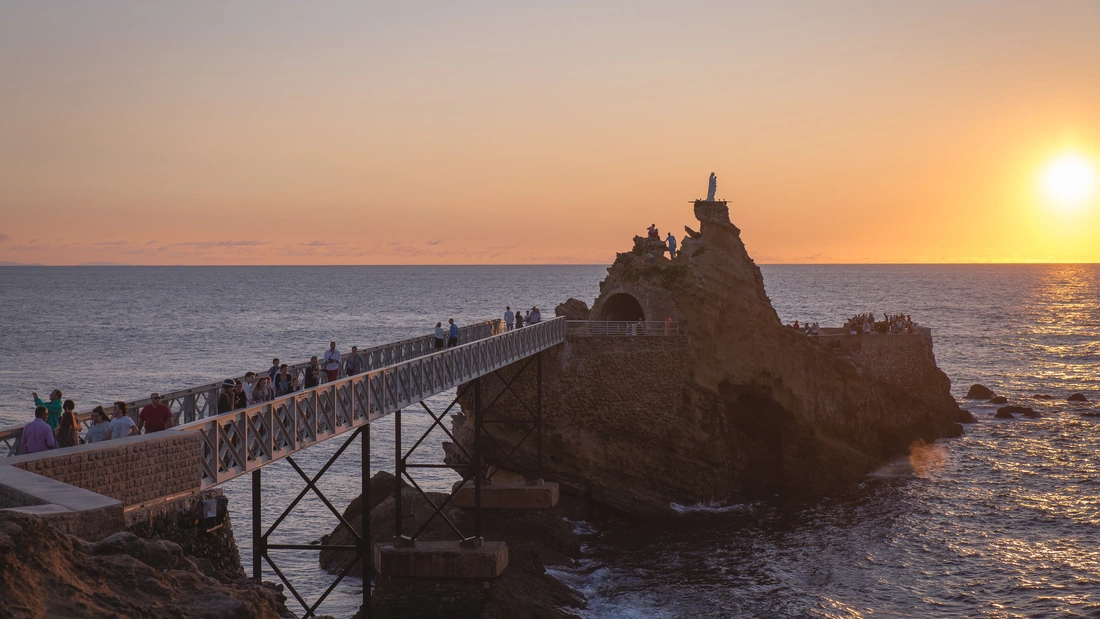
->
xmin=449 ymin=200 xmax=966 ymax=515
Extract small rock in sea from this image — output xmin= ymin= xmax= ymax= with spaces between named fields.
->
xmin=309 ymin=539 xmax=321 ymax=545
xmin=996 ymin=405 xmax=1037 ymax=419
xmin=965 ymin=384 xmax=996 ymax=399
xmin=1080 ymin=412 xmax=1100 ymax=418
xmin=1068 ymin=393 xmax=1088 ymax=402
xmin=988 ymin=396 xmax=1008 ymax=404
xmin=1033 ymin=394 xmax=1054 ymax=400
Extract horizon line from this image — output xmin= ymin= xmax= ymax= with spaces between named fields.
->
xmin=3 ymin=261 xmax=1100 ymax=268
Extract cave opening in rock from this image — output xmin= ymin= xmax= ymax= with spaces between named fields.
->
xmin=599 ymin=293 xmax=645 ymax=321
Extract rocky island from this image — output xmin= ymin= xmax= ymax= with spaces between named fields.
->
xmin=445 ymin=198 xmax=971 ymax=515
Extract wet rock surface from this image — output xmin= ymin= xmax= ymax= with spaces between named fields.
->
xmin=988 ymin=396 xmax=1008 ymax=404
xmin=1068 ymin=393 xmax=1089 ymax=402
xmin=966 ymin=384 xmax=997 ymax=399
xmin=995 ymin=406 xmax=1039 ymax=419
xmin=0 ymin=511 xmax=291 ymax=619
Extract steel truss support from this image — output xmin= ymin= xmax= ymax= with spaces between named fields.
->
xmin=391 ymin=352 xmax=544 ymax=545
xmin=252 ymin=424 xmax=371 ymax=618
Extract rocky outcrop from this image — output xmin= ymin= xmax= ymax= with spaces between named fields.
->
xmin=965 ymin=384 xmax=996 ymax=399
xmin=996 ymin=406 xmax=1039 ymax=419
xmin=449 ymin=197 xmax=966 ymax=515
xmin=0 ymin=511 xmax=291 ymax=618
xmin=1068 ymin=393 xmax=1089 ymax=402
xmin=554 ymin=298 xmax=590 ymax=321
xmin=988 ymin=396 xmax=1008 ymax=404
xmin=320 ymin=475 xmax=583 ymax=618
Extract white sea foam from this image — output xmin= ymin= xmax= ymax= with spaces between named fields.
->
xmin=669 ymin=500 xmax=753 ymax=514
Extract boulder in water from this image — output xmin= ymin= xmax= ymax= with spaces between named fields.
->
xmin=965 ymin=384 xmax=996 ymax=399
xmin=1068 ymin=393 xmax=1088 ymax=402
xmin=988 ymin=396 xmax=1008 ymax=404
xmin=996 ymin=405 xmax=1037 ymax=419
xmin=1033 ymin=394 xmax=1054 ymax=400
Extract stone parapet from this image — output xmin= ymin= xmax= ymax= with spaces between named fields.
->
xmin=0 ymin=465 xmax=123 ymax=540
xmin=6 ymin=432 xmax=202 ymax=507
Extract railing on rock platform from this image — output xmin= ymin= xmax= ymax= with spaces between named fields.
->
xmin=567 ymin=320 xmax=682 ymax=336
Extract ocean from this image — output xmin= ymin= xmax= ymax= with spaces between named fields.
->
xmin=1 ymin=264 xmax=1098 ymax=618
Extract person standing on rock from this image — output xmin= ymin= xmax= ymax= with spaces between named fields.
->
xmin=20 ymin=407 xmax=56 ymax=454
xmin=322 ymin=341 xmax=342 ymax=382
xmin=32 ymin=389 xmax=63 ymax=432
xmin=666 ymin=232 xmax=677 ymax=258
xmin=447 ymin=319 xmax=459 ymax=348
xmin=504 ymin=306 xmax=514 ymax=330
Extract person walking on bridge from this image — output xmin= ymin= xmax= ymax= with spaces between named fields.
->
xmin=504 ymin=306 xmax=514 ymax=330
xmin=345 ymin=346 xmax=364 ymax=376
xmin=322 ymin=341 xmax=341 ymax=382
xmin=139 ymin=393 xmax=174 ymax=434
xmin=20 ymin=407 xmax=55 ymax=454
xmin=434 ymin=322 xmax=446 ymax=349
xmin=32 ymin=389 xmax=63 ymax=431
xmin=447 ymin=319 xmax=459 ymax=348
xmin=305 ymin=356 xmax=322 ymax=388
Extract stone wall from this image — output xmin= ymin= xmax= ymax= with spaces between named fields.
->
xmin=6 ymin=432 xmax=202 ymax=507
xmin=0 ymin=465 xmax=124 ymax=540
xmin=449 ymin=335 xmax=692 ymax=513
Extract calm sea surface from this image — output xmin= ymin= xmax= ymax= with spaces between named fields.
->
xmin=1 ymin=264 xmax=1098 ymax=618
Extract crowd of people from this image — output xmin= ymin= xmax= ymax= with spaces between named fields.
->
xmin=503 ymin=306 xmax=541 ymax=330
xmin=21 ymin=390 xmax=174 ymax=454
xmin=844 ymin=313 xmax=917 ymax=335
xmin=783 ymin=313 xmax=919 ymax=336
xmin=19 ymin=313 xmax=553 ymax=456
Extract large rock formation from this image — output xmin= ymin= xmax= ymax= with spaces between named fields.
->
xmin=448 ymin=200 xmax=967 ymax=515
xmin=0 ymin=511 xmax=291 ymax=618
xmin=320 ymin=474 xmax=583 ymax=618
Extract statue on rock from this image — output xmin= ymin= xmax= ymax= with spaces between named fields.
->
xmin=706 ymin=172 xmax=717 ymax=201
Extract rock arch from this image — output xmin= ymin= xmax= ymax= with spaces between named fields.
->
xmin=598 ymin=293 xmax=645 ymax=321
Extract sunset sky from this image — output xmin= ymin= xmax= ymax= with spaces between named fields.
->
xmin=2 ymin=1 xmax=1099 ymax=265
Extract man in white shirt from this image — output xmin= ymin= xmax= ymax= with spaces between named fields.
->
xmin=322 ymin=341 xmax=342 ymax=382
xmin=504 ymin=306 xmax=514 ymax=330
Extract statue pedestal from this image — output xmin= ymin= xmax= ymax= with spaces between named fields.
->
xmin=693 ymin=200 xmax=730 ymax=225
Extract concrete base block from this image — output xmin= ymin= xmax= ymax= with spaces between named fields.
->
xmin=374 ymin=540 xmax=508 ymax=579
xmin=451 ymin=480 xmax=559 ymax=510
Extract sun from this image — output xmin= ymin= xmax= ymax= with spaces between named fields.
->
xmin=1041 ymin=154 xmax=1097 ymax=207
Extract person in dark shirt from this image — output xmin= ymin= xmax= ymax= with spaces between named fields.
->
xmin=217 ymin=380 xmax=237 ymax=414
xmin=267 ymin=358 xmax=281 ymax=381
xmin=304 ymin=356 xmax=321 ymax=389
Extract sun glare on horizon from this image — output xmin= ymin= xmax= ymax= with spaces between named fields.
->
xmin=1041 ymin=153 xmax=1098 ymax=209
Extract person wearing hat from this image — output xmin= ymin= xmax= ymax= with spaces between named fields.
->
xmin=217 ymin=379 xmax=238 ymax=414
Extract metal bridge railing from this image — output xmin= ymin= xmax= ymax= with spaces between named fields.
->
xmin=0 ymin=320 xmax=502 ymax=457
xmin=174 ymin=317 xmax=568 ymax=489
xmin=566 ymin=320 xmax=682 ymax=336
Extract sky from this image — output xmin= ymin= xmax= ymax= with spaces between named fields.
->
xmin=1 ymin=1 xmax=1099 ymax=265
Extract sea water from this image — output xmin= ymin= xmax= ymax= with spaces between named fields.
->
xmin=1 ymin=264 xmax=1098 ymax=618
